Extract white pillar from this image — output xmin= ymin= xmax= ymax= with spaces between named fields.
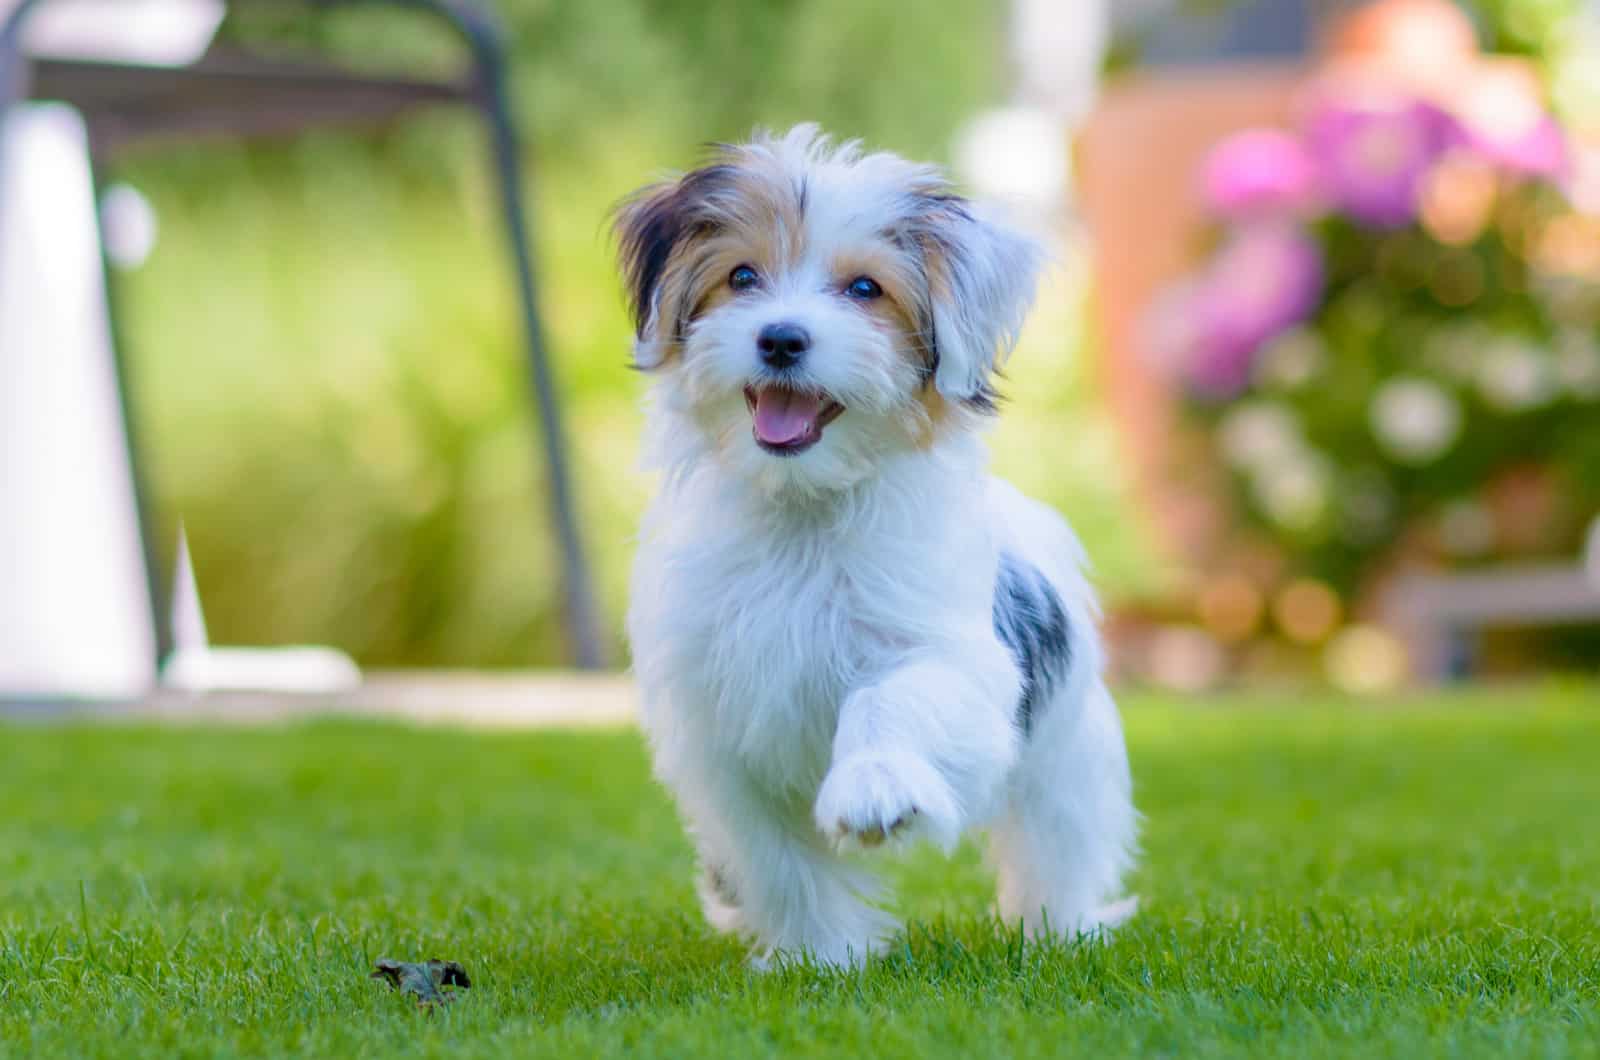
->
xmin=0 ymin=103 xmax=158 ymax=699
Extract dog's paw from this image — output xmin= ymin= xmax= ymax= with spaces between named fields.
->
xmin=814 ymin=752 xmax=960 ymax=852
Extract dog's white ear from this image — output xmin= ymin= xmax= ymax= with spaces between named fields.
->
xmin=613 ymin=164 xmax=734 ymax=370
xmin=922 ymin=204 xmax=1043 ymax=403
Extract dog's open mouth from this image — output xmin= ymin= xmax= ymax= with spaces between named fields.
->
xmin=743 ymin=385 xmax=845 ymax=456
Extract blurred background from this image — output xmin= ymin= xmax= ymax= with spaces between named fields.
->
xmin=3 ymin=0 xmax=1598 ymax=698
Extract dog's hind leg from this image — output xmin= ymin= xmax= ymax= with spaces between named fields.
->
xmin=990 ymin=681 xmax=1139 ymax=939
xmin=695 ymin=852 xmax=748 ymax=936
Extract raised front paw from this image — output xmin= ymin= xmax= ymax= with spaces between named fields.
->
xmin=813 ymin=752 xmax=960 ymax=852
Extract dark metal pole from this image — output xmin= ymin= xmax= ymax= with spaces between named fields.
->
xmin=474 ymin=51 xmax=609 ymax=669
xmin=385 ymin=0 xmax=608 ymax=669
xmin=86 ymin=148 xmax=175 ymax=665
xmin=0 ymin=0 xmax=44 ymax=109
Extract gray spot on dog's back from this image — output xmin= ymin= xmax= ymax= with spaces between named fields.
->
xmin=992 ymin=552 xmax=1071 ymax=736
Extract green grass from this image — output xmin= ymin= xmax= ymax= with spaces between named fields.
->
xmin=3 ymin=688 xmax=1598 ymax=1057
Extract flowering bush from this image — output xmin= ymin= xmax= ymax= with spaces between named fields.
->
xmin=1152 ymin=82 xmax=1600 ymax=604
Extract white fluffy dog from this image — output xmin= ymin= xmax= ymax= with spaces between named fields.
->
xmin=616 ymin=125 xmax=1137 ymax=967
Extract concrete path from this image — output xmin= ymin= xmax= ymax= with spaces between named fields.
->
xmin=3 ymin=672 xmax=638 ymax=728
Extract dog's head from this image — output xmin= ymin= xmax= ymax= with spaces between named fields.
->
xmin=614 ymin=125 xmax=1041 ymax=495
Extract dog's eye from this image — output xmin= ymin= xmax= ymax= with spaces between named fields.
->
xmin=729 ymin=265 xmax=760 ymax=292
xmin=846 ymin=276 xmax=883 ymax=300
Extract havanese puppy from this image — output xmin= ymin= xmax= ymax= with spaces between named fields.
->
xmin=615 ymin=125 xmax=1137 ymax=967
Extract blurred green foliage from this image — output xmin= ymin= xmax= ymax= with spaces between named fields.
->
xmin=111 ymin=0 xmax=1160 ymax=668
xmin=1470 ymin=0 xmax=1585 ymax=55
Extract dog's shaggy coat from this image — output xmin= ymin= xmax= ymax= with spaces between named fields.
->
xmin=617 ymin=126 xmax=1137 ymax=966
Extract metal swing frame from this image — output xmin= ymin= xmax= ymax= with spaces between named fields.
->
xmin=0 ymin=0 xmax=607 ymax=675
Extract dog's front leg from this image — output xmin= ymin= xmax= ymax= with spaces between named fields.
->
xmin=814 ymin=642 xmax=1019 ymax=851
xmin=686 ymin=763 xmax=897 ymax=968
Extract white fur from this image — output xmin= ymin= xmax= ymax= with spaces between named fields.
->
xmin=624 ymin=127 xmax=1138 ymax=968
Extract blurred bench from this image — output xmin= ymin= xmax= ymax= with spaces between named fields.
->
xmin=1383 ymin=520 xmax=1600 ymax=680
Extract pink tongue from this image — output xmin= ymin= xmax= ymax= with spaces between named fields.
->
xmin=753 ymin=389 xmax=824 ymax=445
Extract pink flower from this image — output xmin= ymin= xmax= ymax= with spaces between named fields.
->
xmin=1454 ymin=64 xmax=1571 ymax=182
xmin=1186 ymin=225 xmax=1326 ymax=398
xmin=1471 ymin=115 xmax=1569 ymax=180
xmin=1201 ymin=129 xmax=1321 ymax=219
xmin=1304 ymin=96 xmax=1465 ymax=229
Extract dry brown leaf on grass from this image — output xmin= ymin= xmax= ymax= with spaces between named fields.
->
xmin=370 ymin=958 xmax=472 ymax=1011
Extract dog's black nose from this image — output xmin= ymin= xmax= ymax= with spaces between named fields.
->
xmin=756 ymin=322 xmax=810 ymax=368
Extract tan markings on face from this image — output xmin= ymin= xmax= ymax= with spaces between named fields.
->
xmin=722 ymin=165 xmax=808 ymax=270
xmin=830 ymin=243 xmax=930 ymax=363
xmin=830 ymin=241 xmax=958 ymax=447
xmin=674 ymin=239 xmax=742 ymax=329
xmin=909 ymin=245 xmax=982 ymax=445
xmin=911 ymin=385 xmax=964 ymax=447
xmin=653 ymin=166 xmax=809 ymax=352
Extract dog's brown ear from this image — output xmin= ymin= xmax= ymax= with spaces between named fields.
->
xmin=918 ymin=200 xmax=1043 ymax=405
xmin=613 ymin=164 xmax=733 ymax=369
xmin=614 ymin=180 xmax=684 ymax=369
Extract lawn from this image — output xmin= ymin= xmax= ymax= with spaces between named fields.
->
xmin=2 ymin=688 xmax=1597 ymax=1058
